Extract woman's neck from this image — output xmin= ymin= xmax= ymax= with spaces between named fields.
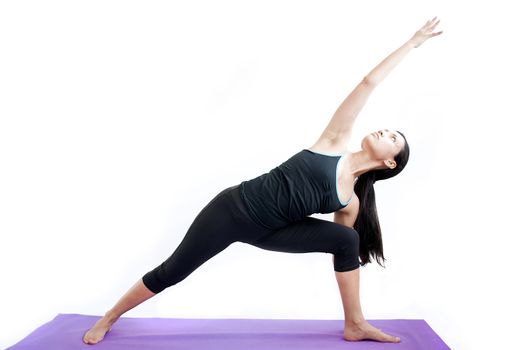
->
xmin=345 ymin=150 xmax=385 ymax=178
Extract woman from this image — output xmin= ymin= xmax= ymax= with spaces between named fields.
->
xmin=83 ymin=17 xmax=442 ymax=345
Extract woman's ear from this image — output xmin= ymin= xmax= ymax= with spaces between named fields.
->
xmin=384 ymin=159 xmax=397 ymax=169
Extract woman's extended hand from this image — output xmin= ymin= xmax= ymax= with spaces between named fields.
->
xmin=409 ymin=17 xmax=443 ymax=48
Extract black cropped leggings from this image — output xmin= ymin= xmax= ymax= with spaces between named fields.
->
xmin=142 ymin=185 xmax=360 ymax=294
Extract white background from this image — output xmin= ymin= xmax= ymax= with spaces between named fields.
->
xmin=1 ymin=1 xmax=521 ymax=349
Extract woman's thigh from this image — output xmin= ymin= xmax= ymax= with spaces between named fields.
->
xmin=249 ymin=216 xmax=360 ymax=271
xmin=142 ymin=185 xmax=260 ymax=293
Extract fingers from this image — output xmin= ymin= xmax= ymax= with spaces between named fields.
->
xmin=423 ymin=16 xmax=441 ymax=31
xmin=429 ymin=19 xmax=441 ymax=31
xmin=419 ymin=17 xmax=442 ymax=39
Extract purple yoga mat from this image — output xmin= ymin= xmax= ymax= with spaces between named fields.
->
xmin=7 ymin=314 xmax=450 ymax=350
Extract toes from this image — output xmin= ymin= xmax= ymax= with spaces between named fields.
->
xmin=83 ymin=332 xmax=98 ymax=345
xmin=382 ymin=333 xmax=401 ymax=343
xmin=372 ymin=328 xmax=400 ymax=343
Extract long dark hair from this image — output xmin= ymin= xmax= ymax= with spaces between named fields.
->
xmin=353 ymin=130 xmax=410 ymax=268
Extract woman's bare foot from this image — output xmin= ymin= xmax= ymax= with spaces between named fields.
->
xmin=344 ymin=319 xmax=401 ymax=343
xmin=83 ymin=314 xmax=118 ymax=345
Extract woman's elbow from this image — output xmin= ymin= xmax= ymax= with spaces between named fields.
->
xmin=362 ymin=75 xmax=378 ymax=88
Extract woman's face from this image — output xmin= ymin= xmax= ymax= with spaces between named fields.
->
xmin=362 ymin=129 xmax=406 ymax=165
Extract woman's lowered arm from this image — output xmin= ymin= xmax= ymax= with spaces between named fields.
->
xmin=316 ymin=17 xmax=443 ymax=148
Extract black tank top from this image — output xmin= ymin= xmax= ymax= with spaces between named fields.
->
xmin=239 ymin=149 xmax=357 ymax=229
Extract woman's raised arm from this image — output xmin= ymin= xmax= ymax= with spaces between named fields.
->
xmin=313 ymin=17 xmax=442 ymax=150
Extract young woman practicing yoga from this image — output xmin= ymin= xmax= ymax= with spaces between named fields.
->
xmin=83 ymin=17 xmax=442 ymax=345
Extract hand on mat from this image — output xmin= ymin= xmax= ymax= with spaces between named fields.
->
xmin=409 ymin=17 xmax=443 ymax=48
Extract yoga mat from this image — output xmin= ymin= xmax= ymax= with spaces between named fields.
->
xmin=6 ymin=314 xmax=450 ymax=349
